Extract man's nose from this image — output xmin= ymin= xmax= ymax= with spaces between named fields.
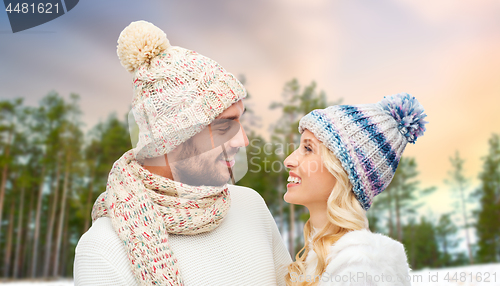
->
xmin=229 ymin=122 xmax=249 ymax=148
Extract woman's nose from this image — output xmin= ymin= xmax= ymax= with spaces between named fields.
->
xmin=284 ymin=151 xmax=298 ymax=169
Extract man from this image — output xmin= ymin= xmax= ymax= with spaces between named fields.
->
xmin=73 ymin=21 xmax=291 ymax=286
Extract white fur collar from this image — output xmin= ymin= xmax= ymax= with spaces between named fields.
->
xmin=304 ymin=229 xmax=411 ymax=285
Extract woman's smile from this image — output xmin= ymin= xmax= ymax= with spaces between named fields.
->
xmin=287 ymin=171 xmax=302 ymax=188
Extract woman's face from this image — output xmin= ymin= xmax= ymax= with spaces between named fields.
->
xmin=283 ymin=129 xmax=337 ymax=209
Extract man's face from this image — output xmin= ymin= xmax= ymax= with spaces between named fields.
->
xmin=169 ymin=100 xmax=248 ymax=186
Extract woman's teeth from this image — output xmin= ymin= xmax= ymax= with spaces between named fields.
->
xmin=287 ymin=176 xmax=301 ymax=184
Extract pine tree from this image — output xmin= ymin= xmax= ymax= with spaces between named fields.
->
xmin=402 ymin=216 xmax=440 ymax=270
xmin=446 ymin=151 xmax=474 ymax=264
xmin=474 ymin=133 xmax=500 ymax=263
xmin=0 ymin=98 xmax=23 ymax=241
xmin=30 ymin=92 xmax=71 ymax=277
xmin=375 ymin=157 xmax=435 ymax=241
xmin=435 ymin=213 xmax=461 ymax=266
xmin=53 ymin=93 xmax=84 ymax=277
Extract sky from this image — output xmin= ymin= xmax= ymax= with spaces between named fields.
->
xmin=1 ymin=0 xmax=500 ymax=235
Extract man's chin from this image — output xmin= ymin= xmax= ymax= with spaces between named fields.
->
xmin=200 ymin=176 xmax=230 ymax=187
xmin=209 ymin=167 xmax=232 ymax=186
xmin=214 ymin=170 xmax=232 ymax=186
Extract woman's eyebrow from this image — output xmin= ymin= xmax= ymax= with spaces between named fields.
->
xmin=302 ymin=138 xmax=317 ymax=147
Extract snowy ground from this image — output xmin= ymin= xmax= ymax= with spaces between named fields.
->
xmin=0 ymin=280 xmax=73 ymax=285
xmin=1 ymin=263 xmax=499 ymax=285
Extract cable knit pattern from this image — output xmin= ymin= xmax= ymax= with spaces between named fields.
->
xmin=91 ymin=151 xmax=230 ymax=285
xmin=304 ymin=230 xmax=411 ymax=286
xmin=298 ymin=93 xmax=427 ymax=210
xmin=117 ymin=21 xmax=247 ymax=160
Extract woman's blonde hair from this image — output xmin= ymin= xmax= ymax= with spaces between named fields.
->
xmin=285 ymin=143 xmax=368 ymax=286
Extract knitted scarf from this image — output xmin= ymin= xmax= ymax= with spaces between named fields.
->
xmin=91 ymin=151 xmax=230 ymax=285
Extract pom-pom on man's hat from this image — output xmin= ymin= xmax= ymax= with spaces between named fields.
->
xmin=117 ymin=21 xmax=246 ymax=160
xmin=299 ymin=93 xmax=428 ymax=210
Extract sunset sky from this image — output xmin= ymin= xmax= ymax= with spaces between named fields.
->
xmin=1 ymin=0 xmax=500 ymax=229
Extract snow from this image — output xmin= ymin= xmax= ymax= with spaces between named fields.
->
xmin=0 ymin=264 xmax=499 ymax=285
xmin=0 ymin=280 xmax=73 ymax=286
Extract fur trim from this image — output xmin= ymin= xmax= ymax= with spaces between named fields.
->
xmin=305 ymin=229 xmax=411 ymax=285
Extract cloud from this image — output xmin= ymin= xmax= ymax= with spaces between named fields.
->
xmin=1 ymin=1 xmax=500 ymax=210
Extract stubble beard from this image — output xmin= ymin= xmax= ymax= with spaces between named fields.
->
xmin=170 ymin=144 xmax=237 ymax=187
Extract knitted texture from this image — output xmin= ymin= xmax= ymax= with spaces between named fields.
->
xmin=75 ymin=185 xmax=293 ymax=286
xmin=92 ymin=151 xmax=230 ymax=285
xmin=299 ymin=93 xmax=427 ymax=210
xmin=117 ymin=21 xmax=247 ymax=160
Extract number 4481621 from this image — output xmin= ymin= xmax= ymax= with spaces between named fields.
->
xmin=5 ymin=3 xmax=59 ymax=14
xmin=444 ymin=271 xmax=497 ymax=282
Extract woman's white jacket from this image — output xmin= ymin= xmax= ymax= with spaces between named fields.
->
xmin=302 ymin=229 xmax=411 ymax=286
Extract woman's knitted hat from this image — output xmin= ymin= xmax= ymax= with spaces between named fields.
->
xmin=118 ymin=21 xmax=246 ymax=160
xmin=298 ymin=93 xmax=428 ymax=210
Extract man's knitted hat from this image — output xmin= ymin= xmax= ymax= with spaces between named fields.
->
xmin=298 ymin=93 xmax=428 ymax=210
xmin=117 ymin=21 xmax=246 ymax=160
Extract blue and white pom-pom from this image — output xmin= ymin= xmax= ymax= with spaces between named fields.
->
xmin=378 ymin=93 xmax=428 ymax=144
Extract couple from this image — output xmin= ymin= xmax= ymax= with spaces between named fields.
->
xmin=74 ymin=21 xmax=427 ymax=286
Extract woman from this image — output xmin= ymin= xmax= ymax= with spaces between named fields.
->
xmin=284 ymin=93 xmax=427 ymax=286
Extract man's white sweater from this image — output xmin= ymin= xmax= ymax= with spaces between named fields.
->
xmin=74 ymin=185 xmax=292 ymax=286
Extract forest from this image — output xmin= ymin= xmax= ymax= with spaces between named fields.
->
xmin=0 ymin=79 xmax=499 ymax=278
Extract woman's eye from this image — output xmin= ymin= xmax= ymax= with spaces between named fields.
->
xmin=304 ymin=145 xmax=312 ymax=152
